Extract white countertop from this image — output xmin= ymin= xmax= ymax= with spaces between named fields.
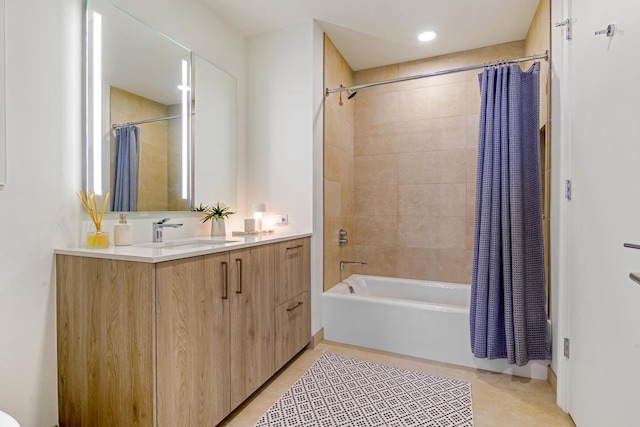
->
xmin=54 ymin=231 xmax=312 ymax=263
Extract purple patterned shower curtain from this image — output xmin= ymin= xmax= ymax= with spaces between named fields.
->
xmin=470 ymin=62 xmax=550 ymax=366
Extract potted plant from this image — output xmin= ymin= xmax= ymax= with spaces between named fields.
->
xmin=201 ymin=202 xmax=235 ymax=236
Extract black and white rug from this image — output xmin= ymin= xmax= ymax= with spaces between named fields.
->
xmin=254 ymin=351 xmax=473 ymax=427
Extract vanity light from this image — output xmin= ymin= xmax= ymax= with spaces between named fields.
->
xmin=418 ymin=31 xmax=436 ymax=42
xmin=180 ymin=59 xmax=189 ymax=199
xmin=92 ymin=11 xmax=102 ymax=194
xmin=250 ymin=202 xmax=267 ymax=232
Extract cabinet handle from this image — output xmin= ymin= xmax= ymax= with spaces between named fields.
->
xmin=221 ymin=261 xmax=229 ymax=300
xmin=286 ymin=301 xmax=303 ymax=312
xmin=236 ymin=258 xmax=243 ymax=294
xmin=286 ymin=244 xmax=304 ymax=251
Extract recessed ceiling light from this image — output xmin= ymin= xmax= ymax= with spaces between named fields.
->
xmin=418 ymin=31 xmax=436 ymax=42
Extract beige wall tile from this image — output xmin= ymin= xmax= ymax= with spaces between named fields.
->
xmin=466 ymin=214 xmax=475 ymax=251
xmin=353 ymin=215 xmax=397 ymax=247
xmin=355 ymin=154 xmax=398 ymax=186
xmin=398 ymin=184 xmax=466 ymax=217
xmin=467 ymin=41 xmax=525 ymax=66
xmin=324 ymin=180 xmax=342 ymax=217
xmin=398 ymin=150 xmax=467 ymax=184
xmin=354 ymin=134 xmax=399 ymax=156
xmin=325 ymin=144 xmax=353 ymax=183
xmin=397 ymin=247 xmax=472 ymax=284
xmin=353 ymin=64 xmax=399 ymax=97
xmin=355 ymin=92 xmax=399 ymax=129
xmin=467 ymin=79 xmax=482 ymax=115
xmin=467 ymin=114 xmax=479 ymax=149
xmin=325 ymin=108 xmax=355 ymax=155
xmin=354 ymin=186 xmax=398 ymax=217
xmin=398 ymin=82 xmax=467 ymax=121
xmin=395 ymin=116 xmax=467 ymax=153
xmin=342 ymin=180 xmax=355 ymax=217
xmin=398 ymin=51 xmax=470 ymax=89
xmin=352 ymin=245 xmax=398 ymax=277
xmin=466 ymin=147 xmax=478 ymax=185
xmin=398 ymin=216 xmax=467 ymax=250
xmin=466 ymin=183 xmax=476 ymax=219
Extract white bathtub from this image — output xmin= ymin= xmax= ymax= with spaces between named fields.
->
xmin=322 ymin=274 xmax=550 ymax=380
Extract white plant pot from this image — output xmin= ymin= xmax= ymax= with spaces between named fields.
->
xmin=210 ymin=218 xmax=226 ymax=236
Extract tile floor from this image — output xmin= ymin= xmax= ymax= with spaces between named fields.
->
xmin=220 ymin=341 xmax=576 ymax=427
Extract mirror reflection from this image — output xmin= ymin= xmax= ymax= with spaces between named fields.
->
xmin=85 ymin=0 xmax=237 ymax=212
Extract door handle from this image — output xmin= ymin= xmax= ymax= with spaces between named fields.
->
xmin=221 ymin=261 xmax=228 ymax=300
xmin=236 ymin=258 xmax=243 ymax=294
xmin=286 ymin=301 xmax=303 ymax=312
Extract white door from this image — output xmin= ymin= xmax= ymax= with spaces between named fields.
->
xmin=569 ymin=1 xmax=640 ymax=425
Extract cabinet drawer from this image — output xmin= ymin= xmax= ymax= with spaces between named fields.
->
xmin=274 ymin=237 xmax=311 ymax=306
xmin=274 ymin=291 xmax=310 ymax=371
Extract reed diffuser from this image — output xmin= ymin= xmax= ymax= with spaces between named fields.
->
xmin=76 ymin=190 xmax=110 ymax=248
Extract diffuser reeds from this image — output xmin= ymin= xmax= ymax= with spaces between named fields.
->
xmin=76 ymin=190 xmax=110 ymax=233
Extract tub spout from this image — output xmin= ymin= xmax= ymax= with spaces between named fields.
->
xmin=339 ymin=260 xmax=367 ymax=271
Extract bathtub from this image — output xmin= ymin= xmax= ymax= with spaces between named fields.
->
xmin=322 ymin=274 xmax=550 ymax=380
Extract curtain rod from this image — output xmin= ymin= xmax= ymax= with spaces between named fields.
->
xmin=325 ymin=50 xmax=549 ymax=96
xmin=112 ymin=112 xmax=195 ymax=129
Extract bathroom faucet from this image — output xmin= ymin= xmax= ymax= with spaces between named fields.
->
xmin=339 ymin=260 xmax=367 ymax=271
xmin=152 ymin=218 xmax=183 ymax=243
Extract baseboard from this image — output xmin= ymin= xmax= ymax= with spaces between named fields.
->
xmin=548 ymin=366 xmax=558 ymax=394
xmin=308 ymin=328 xmax=324 ymax=349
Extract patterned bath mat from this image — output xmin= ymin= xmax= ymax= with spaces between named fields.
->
xmin=254 ymin=351 xmax=473 ymax=427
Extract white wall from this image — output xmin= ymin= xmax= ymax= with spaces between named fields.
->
xmin=246 ymin=21 xmax=320 ymax=334
xmin=0 ymin=1 xmax=246 ymax=425
xmin=246 ymin=22 xmax=314 ymax=232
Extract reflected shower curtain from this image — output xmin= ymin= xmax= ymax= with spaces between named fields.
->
xmin=470 ymin=62 xmax=550 ymax=366
xmin=112 ymin=125 xmax=140 ymax=211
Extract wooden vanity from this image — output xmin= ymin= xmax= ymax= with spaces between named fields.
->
xmin=55 ymin=234 xmax=311 ymax=426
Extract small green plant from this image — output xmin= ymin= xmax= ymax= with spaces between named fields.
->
xmin=202 ymin=202 xmax=235 ymax=222
xmin=192 ymin=202 xmax=209 ymax=212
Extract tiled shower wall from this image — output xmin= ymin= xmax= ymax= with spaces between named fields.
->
xmin=323 ymin=35 xmax=355 ymax=291
xmin=350 ymin=41 xmax=525 ymax=284
xmin=324 ymin=19 xmax=550 ymax=288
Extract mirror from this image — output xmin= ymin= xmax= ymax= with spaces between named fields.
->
xmin=85 ymin=0 xmax=237 ymax=212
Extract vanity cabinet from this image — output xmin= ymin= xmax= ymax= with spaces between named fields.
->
xmin=56 ymin=237 xmax=309 ymax=427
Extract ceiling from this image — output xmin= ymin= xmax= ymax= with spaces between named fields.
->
xmin=200 ymin=0 xmax=541 ymax=71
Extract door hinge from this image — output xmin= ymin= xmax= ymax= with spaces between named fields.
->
xmin=565 ymin=179 xmax=572 ymax=200
xmin=564 ymin=338 xmax=570 ymax=358
xmin=555 ymin=19 xmax=573 ymax=40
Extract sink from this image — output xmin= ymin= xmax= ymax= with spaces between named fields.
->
xmin=136 ymin=239 xmax=238 ymax=249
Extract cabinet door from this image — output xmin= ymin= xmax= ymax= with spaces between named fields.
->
xmin=56 ymin=256 xmax=155 ymax=427
xmin=156 ymin=253 xmax=231 ymax=426
xmin=274 ymin=237 xmax=311 ymax=306
xmin=229 ymin=245 xmax=275 ymax=409
xmin=275 ymin=291 xmax=311 ymax=370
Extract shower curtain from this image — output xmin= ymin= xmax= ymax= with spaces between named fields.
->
xmin=470 ymin=62 xmax=550 ymax=366
xmin=112 ymin=125 xmax=140 ymax=211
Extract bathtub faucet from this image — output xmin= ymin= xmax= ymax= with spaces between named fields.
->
xmin=339 ymin=260 xmax=368 ymax=271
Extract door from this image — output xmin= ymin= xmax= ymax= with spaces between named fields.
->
xmin=229 ymin=245 xmax=275 ymax=409
xmin=156 ymin=253 xmax=231 ymax=426
xmin=569 ymin=1 xmax=640 ymax=425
